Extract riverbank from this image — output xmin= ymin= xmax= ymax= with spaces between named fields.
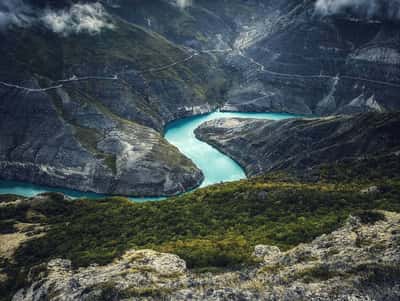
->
xmin=0 ymin=111 xmax=298 ymax=201
xmin=195 ymin=112 xmax=400 ymax=177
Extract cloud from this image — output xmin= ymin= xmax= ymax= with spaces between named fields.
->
xmin=0 ymin=1 xmax=114 ymax=35
xmin=315 ymin=0 xmax=400 ymax=21
xmin=41 ymin=3 xmax=114 ymax=36
xmin=175 ymin=0 xmax=193 ymax=9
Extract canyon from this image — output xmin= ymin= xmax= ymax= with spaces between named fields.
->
xmin=1 ymin=1 xmax=400 ymax=300
xmin=1 ymin=0 xmax=400 ymax=196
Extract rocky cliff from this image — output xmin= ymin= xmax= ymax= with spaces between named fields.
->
xmin=222 ymin=0 xmax=400 ymax=115
xmin=0 ymin=1 xmax=228 ymax=196
xmin=195 ymin=112 xmax=400 ymax=176
xmin=12 ymin=211 xmax=400 ymax=300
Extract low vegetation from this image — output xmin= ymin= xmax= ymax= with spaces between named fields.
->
xmin=1 ymin=155 xmax=399 ymax=299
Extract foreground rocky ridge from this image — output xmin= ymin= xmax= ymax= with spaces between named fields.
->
xmin=12 ymin=211 xmax=400 ymax=301
xmin=195 ymin=112 xmax=400 ymax=176
xmin=1 ymin=157 xmax=399 ymax=300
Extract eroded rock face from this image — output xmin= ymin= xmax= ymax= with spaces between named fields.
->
xmin=253 ymin=245 xmax=281 ymax=261
xmin=0 ymin=2 xmax=228 ymax=196
xmin=0 ymin=87 xmax=203 ymax=196
xmin=12 ymin=211 xmax=400 ymax=301
xmin=195 ymin=112 xmax=400 ymax=176
xmin=222 ymin=1 xmax=400 ymax=116
xmin=13 ymin=249 xmax=187 ymax=301
xmin=2 ymin=0 xmax=400 ymax=196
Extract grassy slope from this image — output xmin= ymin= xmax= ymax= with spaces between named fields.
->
xmin=107 ymin=0 xmax=269 ymax=42
xmin=1 ymin=153 xmax=399 ymax=298
xmin=107 ymin=0 xmax=235 ymax=46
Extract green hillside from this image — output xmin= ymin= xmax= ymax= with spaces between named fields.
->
xmin=1 ymin=153 xmax=399 ymax=298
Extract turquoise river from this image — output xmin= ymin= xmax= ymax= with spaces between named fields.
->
xmin=0 ymin=111 xmax=296 ymax=201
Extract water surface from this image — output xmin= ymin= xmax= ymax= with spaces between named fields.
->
xmin=165 ymin=111 xmax=296 ymax=187
xmin=0 ymin=111 xmax=297 ymax=201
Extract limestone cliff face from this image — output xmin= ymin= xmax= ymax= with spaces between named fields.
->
xmin=113 ymin=0 xmax=400 ymax=116
xmin=0 ymin=80 xmax=203 ymax=196
xmin=222 ymin=1 xmax=400 ymax=116
xmin=12 ymin=211 xmax=400 ymax=300
xmin=195 ymin=112 xmax=400 ymax=176
xmin=0 ymin=5 xmax=223 ymax=196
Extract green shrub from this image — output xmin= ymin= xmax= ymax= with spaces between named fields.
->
xmin=355 ymin=210 xmax=386 ymax=224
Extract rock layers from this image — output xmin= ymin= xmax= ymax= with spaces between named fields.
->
xmin=195 ymin=112 xmax=400 ymax=176
xmin=2 ymin=1 xmax=400 ymax=195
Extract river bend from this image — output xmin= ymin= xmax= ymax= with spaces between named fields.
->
xmin=0 ymin=111 xmax=296 ymax=201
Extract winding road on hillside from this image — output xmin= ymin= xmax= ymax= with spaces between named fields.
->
xmin=2 ymin=47 xmax=400 ymax=93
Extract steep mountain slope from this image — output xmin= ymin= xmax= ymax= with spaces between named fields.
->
xmin=223 ymin=0 xmax=400 ymax=115
xmin=0 ymin=2 xmax=229 ymax=196
xmin=195 ymin=112 xmax=400 ymax=176
xmin=0 ymin=14 xmax=225 ymax=130
xmin=2 ymin=0 xmax=400 ymax=195
xmin=105 ymin=0 xmax=235 ymax=50
xmin=104 ymin=0 xmax=272 ymax=50
xmin=106 ymin=0 xmax=400 ymax=116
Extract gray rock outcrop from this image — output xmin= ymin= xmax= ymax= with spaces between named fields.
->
xmin=0 ymin=86 xmax=203 ymax=196
xmin=222 ymin=1 xmax=400 ymax=116
xmin=13 ymin=211 xmax=400 ymax=300
xmin=195 ymin=112 xmax=400 ymax=176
